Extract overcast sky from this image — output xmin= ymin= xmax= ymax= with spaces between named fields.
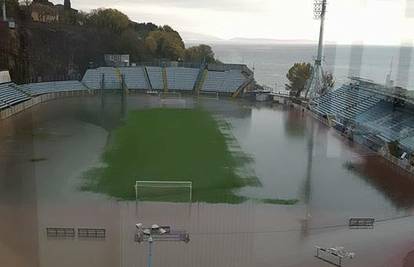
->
xmin=66 ymin=0 xmax=414 ymax=45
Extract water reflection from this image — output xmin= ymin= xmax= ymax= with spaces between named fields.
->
xmin=284 ymin=107 xmax=306 ymax=139
xmin=0 ymin=113 xmax=39 ymax=267
xmin=347 ymin=155 xmax=414 ymax=209
xmin=1 ymin=96 xmax=414 ymax=267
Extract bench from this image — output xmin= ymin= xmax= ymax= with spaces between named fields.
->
xmin=46 ymin=228 xmax=75 ymax=238
xmin=315 ymin=246 xmax=344 ymax=267
xmin=78 ymin=228 xmax=106 ymax=239
xmin=349 ymin=218 xmax=375 ymax=229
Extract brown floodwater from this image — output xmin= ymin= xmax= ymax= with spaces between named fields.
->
xmin=1 ymin=95 xmax=414 ymax=267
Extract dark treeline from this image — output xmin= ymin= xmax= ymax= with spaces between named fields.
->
xmin=0 ymin=0 xmax=218 ymax=83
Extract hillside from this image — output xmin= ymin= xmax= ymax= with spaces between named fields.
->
xmin=0 ymin=1 xmax=218 ymax=83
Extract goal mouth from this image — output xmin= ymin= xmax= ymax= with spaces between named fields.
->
xmin=135 ymin=180 xmax=193 ymax=203
xmin=159 ymin=92 xmax=182 ymax=99
xmin=198 ymin=91 xmax=219 ymax=100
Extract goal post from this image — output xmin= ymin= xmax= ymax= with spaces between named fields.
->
xmin=159 ymin=92 xmax=182 ymax=99
xmin=135 ymin=180 xmax=192 ymax=203
xmin=197 ymin=91 xmax=219 ymax=100
xmin=159 ymin=92 xmax=186 ymax=107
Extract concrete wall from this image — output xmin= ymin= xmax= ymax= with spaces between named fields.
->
xmin=0 ymin=90 xmax=97 ymax=120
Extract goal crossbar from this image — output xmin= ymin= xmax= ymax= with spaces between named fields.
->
xmin=197 ymin=91 xmax=219 ymax=100
xmin=135 ymin=180 xmax=192 ymax=202
xmin=159 ymin=92 xmax=182 ymax=99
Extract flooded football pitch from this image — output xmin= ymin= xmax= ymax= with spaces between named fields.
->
xmin=1 ymin=94 xmax=414 ymax=267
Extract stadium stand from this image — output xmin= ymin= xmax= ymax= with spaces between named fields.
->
xmin=100 ymin=67 xmax=121 ymax=89
xmin=0 ymin=64 xmax=255 ymax=120
xmin=118 ymin=67 xmax=149 ymax=90
xmin=166 ymin=67 xmax=199 ymax=91
xmin=356 ymin=104 xmax=414 ymax=142
xmin=146 ymin=67 xmax=164 ymax=90
xmin=81 ymin=66 xmax=250 ymax=93
xmin=312 ymin=79 xmax=414 ymax=158
xmin=0 ymin=100 xmax=7 ymax=109
xmin=312 ymin=84 xmax=385 ymax=119
xmin=0 ymin=82 xmax=31 ymax=108
xmin=82 ymin=67 xmax=121 ymax=90
xmin=401 ymin=135 xmax=414 ymax=151
xmin=82 ymin=68 xmax=102 ymax=89
xmin=202 ymin=70 xmax=247 ymax=93
xmin=20 ymin=81 xmax=87 ymax=96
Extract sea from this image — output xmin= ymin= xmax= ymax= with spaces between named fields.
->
xmin=209 ymin=43 xmax=414 ymax=91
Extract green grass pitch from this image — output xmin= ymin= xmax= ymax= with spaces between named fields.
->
xmin=82 ymin=108 xmax=297 ymax=205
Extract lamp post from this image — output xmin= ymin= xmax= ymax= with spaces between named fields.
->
xmin=306 ymin=0 xmax=328 ymax=100
xmin=135 ymin=223 xmax=190 ymax=267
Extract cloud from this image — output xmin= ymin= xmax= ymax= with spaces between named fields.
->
xmin=67 ymin=0 xmax=414 ymax=45
xmin=71 ymin=0 xmax=269 ymax=13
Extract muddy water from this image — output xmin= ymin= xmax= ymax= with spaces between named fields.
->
xmin=1 ymin=95 xmax=414 ymax=267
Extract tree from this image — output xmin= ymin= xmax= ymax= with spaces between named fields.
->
xmin=184 ymin=44 xmax=217 ymax=63
xmin=144 ymin=27 xmax=185 ymax=60
xmin=3 ymin=0 xmax=20 ymax=18
xmin=87 ymin=8 xmax=130 ymax=33
xmin=18 ymin=0 xmax=32 ymax=20
xmin=32 ymin=0 xmax=52 ymax=6
xmin=285 ymin=62 xmax=312 ymax=98
xmin=117 ymin=29 xmax=145 ymax=62
xmin=63 ymin=0 xmax=70 ymax=10
xmin=19 ymin=0 xmax=32 ymax=6
xmin=321 ymin=71 xmax=335 ymax=95
xmin=131 ymin=21 xmax=158 ymax=39
xmin=31 ymin=2 xmax=57 ymax=22
xmin=75 ymin=10 xmax=88 ymax=25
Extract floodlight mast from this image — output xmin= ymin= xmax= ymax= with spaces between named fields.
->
xmin=135 ymin=223 xmax=190 ymax=267
xmin=306 ymin=0 xmax=327 ymax=100
xmin=315 ymin=0 xmax=326 ymax=66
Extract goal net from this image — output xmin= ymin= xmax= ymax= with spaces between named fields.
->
xmin=198 ymin=91 xmax=219 ymax=100
xmin=135 ymin=181 xmax=192 ymax=203
xmin=160 ymin=92 xmax=186 ymax=107
xmin=159 ymin=92 xmax=182 ymax=99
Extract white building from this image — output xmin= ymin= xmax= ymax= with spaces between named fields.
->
xmin=104 ymin=54 xmax=130 ymax=67
xmin=0 ymin=70 xmax=11 ymax=84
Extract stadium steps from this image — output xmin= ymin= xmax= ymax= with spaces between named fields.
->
xmin=100 ymin=72 xmax=105 ymax=90
xmin=162 ymin=67 xmax=168 ymax=92
xmin=117 ymin=68 xmax=129 ymax=94
xmin=143 ymin=67 xmax=153 ymax=90
xmin=232 ymin=77 xmax=253 ymax=98
xmin=115 ymin=68 xmax=122 ymax=81
xmin=81 ymin=81 xmax=92 ymax=91
xmin=115 ymin=68 xmax=125 ymax=91
xmin=194 ymin=68 xmax=208 ymax=94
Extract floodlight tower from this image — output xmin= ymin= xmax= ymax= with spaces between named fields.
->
xmin=306 ymin=0 xmax=327 ymax=100
xmin=135 ymin=223 xmax=190 ymax=267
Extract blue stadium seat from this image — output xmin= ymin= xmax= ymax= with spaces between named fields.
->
xmin=82 ymin=67 xmax=122 ymax=90
xmin=119 ymin=67 xmax=149 ymax=90
xmin=20 ymin=81 xmax=87 ymax=96
xmin=146 ymin=67 xmax=164 ymax=90
xmin=202 ymin=70 xmax=246 ymax=93
xmin=0 ymin=83 xmax=30 ymax=108
xmin=166 ymin=67 xmax=199 ymax=91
